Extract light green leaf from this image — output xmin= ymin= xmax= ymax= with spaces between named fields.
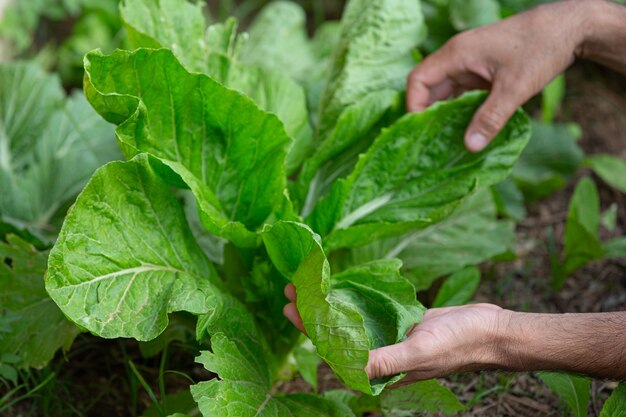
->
xmin=46 ymin=154 xmax=222 ymax=341
xmin=604 ymin=237 xmax=626 ymax=260
xmin=432 ymin=267 xmax=481 ymax=308
xmin=449 ymin=0 xmax=501 ymax=30
xmin=350 ymin=189 xmax=515 ymax=291
xmin=141 ymin=390 xmax=198 ymax=417
xmin=599 ymin=384 xmax=626 ymax=417
xmin=542 ymin=75 xmax=565 ymax=123
xmin=316 ymin=0 xmax=425 ymax=140
xmin=561 ymin=178 xmax=604 ymax=283
xmin=309 ymin=92 xmax=530 ymax=251
xmin=121 ymin=1 xmax=313 ymax=174
xmin=84 ymin=48 xmax=290 ymax=230
xmin=192 ymin=295 xmax=350 ymax=417
xmin=120 ymin=0 xmax=209 ymax=73
xmin=0 ymin=235 xmax=80 ymax=368
xmin=263 ymin=221 xmax=424 ymax=395
xmin=513 ymin=121 xmax=583 ymax=201
xmin=380 ymin=379 xmax=464 ymax=416
xmin=0 ymin=62 xmax=118 ymax=238
xmin=585 ymin=154 xmax=626 ymax=194
xmin=539 ymin=372 xmax=590 ymax=417
xmin=239 ymin=1 xmax=315 ymax=82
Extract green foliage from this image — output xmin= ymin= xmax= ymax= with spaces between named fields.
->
xmin=0 ymin=61 xmax=119 ymax=241
xmin=585 ymin=154 xmax=626 ymax=194
xmin=599 ymin=384 xmax=626 ymax=417
xmin=539 ymin=372 xmax=590 ymax=417
xmin=512 ymin=120 xmax=584 ymax=202
xmin=0 ymin=0 xmax=528 ymax=413
xmin=0 ymin=235 xmax=80 ymax=369
xmin=432 ymin=267 xmax=481 ymax=308
xmin=380 ymin=379 xmax=465 ymax=416
xmin=556 ymin=178 xmax=605 ymax=288
xmin=351 ymin=189 xmax=516 ymax=291
xmin=542 ymin=75 xmax=566 ymax=123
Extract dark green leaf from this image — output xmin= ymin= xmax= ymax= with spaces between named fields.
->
xmin=380 ymin=379 xmax=464 ymax=416
xmin=0 ymin=235 xmax=80 ymax=368
xmin=432 ymin=267 xmax=481 ymax=308
xmin=561 ymin=178 xmax=604 ymax=283
xmin=513 ymin=121 xmax=583 ymax=201
xmin=599 ymin=384 xmax=626 ymax=417
xmin=585 ymin=154 xmax=626 ymax=194
xmin=539 ymin=372 xmax=590 ymax=417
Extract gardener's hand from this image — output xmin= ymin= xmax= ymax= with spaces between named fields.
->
xmin=406 ymin=0 xmax=622 ymax=152
xmin=283 ymin=283 xmax=508 ymax=381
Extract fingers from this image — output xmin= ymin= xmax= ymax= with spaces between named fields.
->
xmin=283 ymin=284 xmax=307 ymax=335
xmin=366 ymin=342 xmax=409 ymax=379
xmin=284 ymin=283 xmax=296 ymax=303
xmin=283 ymin=302 xmax=307 ymax=335
xmin=406 ymin=50 xmax=457 ymax=112
xmin=464 ymin=79 xmax=527 ymax=152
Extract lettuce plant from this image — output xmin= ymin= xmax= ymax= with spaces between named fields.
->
xmin=44 ymin=0 xmax=531 ymax=414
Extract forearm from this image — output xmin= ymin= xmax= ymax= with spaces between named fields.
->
xmin=490 ymin=311 xmax=626 ymax=380
xmin=577 ymin=0 xmax=626 ymax=74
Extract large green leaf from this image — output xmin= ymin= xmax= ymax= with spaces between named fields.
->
xmin=600 ymin=384 xmax=626 ymax=417
xmin=121 ymin=0 xmax=313 ymax=174
xmin=46 ymin=154 xmax=222 ymax=340
xmin=84 ymin=48 xmax=290 ymax=230
xmin=380 ymin=379 xmax=464 ymax=416
xmin=191 ymin=294 xmax=352 ymax=417
xmin=350 ymin=189 xmax=514 ymax=290
xmin=316 ymin=0 xmax=425 ymax=140
xmin=585 ymin=154 xmax=626 ymax=194
xmin=539 ymin=372 xmax=590 ymax=417
xmin=560 ymin=178 xmax=604 ymax=285
xmin=0 ymin=62 xmax=118 ymax=238
xmin=263 ymin=222 xmax=424 ymax=395
xmin=0 ymin=235 xmax=80 ymax=368
xmin=309 ymin=92 xmax=530 ymax=251
xmin=512 ymin=121 xmax=583 ymax=201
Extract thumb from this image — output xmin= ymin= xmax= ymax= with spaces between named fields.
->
xmin=365 ymin=342 xmax=410 ymax=379
xmin=464 ymin=82 xmax=522 ymax=152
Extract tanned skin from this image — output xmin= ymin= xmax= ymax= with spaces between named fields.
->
xmin=284 ymin=0 xmax=626 ymax=382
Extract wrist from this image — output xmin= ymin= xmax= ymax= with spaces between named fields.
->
xmin=575 ymin=0 xmax=625 ymax=61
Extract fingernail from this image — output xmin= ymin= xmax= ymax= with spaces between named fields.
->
xmin=466 ymin=132 xmax=487 ymax=151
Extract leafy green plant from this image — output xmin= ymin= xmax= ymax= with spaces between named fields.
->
xmin=41 ymin=0 xmax=532 ymax=413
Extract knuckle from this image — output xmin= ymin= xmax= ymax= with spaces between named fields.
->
xmin=369 ymin=350 xmax=400 ymax=379
xmin=477 ymin=106 xmax=506 ymax=135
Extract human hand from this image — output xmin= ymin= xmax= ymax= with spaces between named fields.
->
xmin=283 ymin=283 xmax=510 ymax=382
xmin=407 ymin=0 xmax=593 ymax=152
